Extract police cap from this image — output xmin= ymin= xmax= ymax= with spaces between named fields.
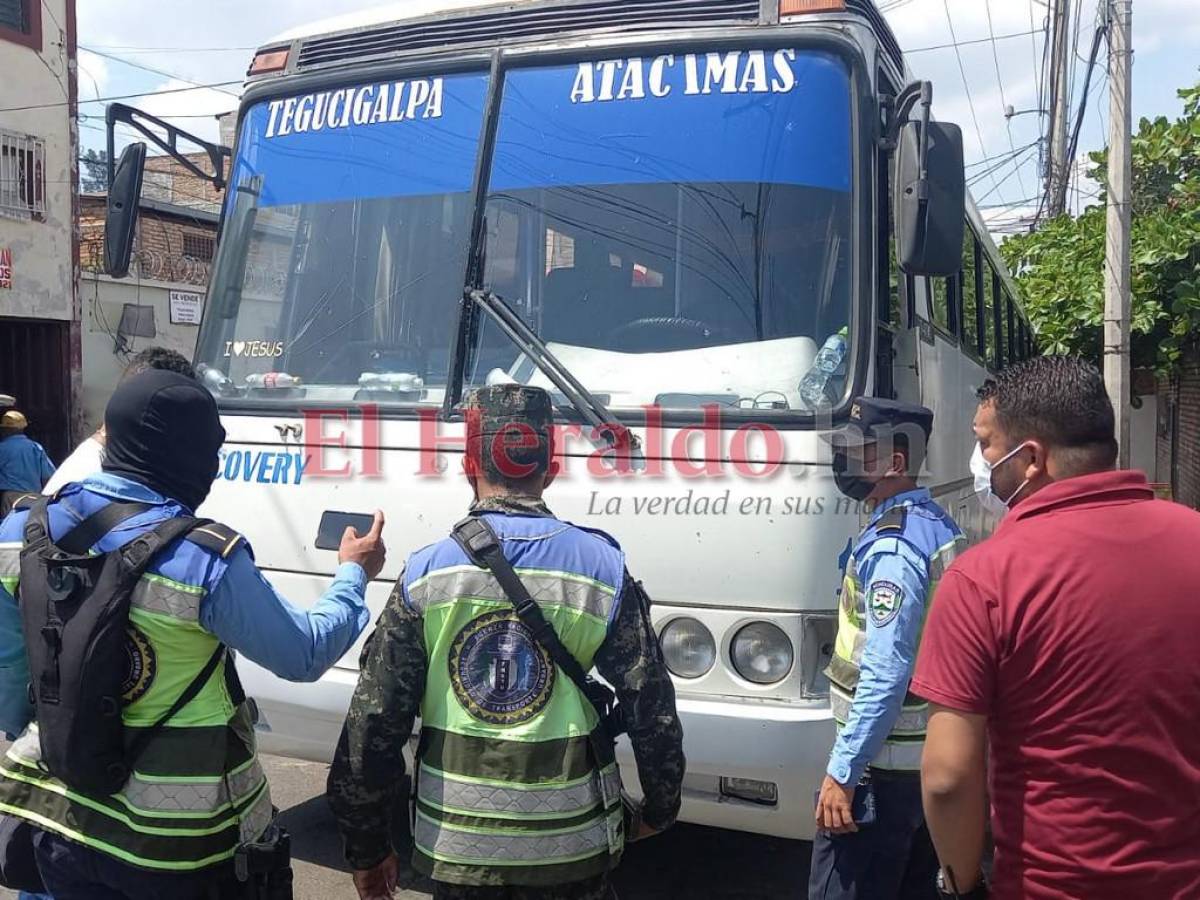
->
xmin=824 ymin=397 xmax=934 ymax=448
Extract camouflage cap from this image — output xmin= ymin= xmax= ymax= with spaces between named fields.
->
xmin=464 ymin=384 xmax=553 ymax=438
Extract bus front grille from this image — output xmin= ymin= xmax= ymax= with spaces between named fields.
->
xmin=295 ymin=0 xmax=763 ymax=71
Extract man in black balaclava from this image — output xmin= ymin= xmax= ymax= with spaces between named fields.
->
xmin=0 ymin=369 xmax=388 ymax=899
xmin=102 ymin=368 xmax=224 ymax=511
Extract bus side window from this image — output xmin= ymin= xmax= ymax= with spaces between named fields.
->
xmin=987 ymin=267 xmax=1000 ymax=370
xmin=1003 ymin=294 xmax=1012 ymax=367
xmin=1005 ymin=295 xmax=1016 ymax=364
xmin=927 ymin=276 xmax=955 ymax=339
xmin=961 ymin=227 xmax=981 ymax=360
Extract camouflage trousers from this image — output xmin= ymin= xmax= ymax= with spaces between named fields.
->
xmin=432 ymin=874 xmax=616 ymax=900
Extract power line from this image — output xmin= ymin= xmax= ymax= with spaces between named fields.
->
xmin=79 ymin=45 xmax=241 ymax=99
xmin=968 ymin=141 xmax=1042 ymax=171
xmin=906 ymin=28 xmax=1040 ymax=54
xmin=942 ymin=0 xmax=1003 ymax=200
xmin=1064 ymin=23 xmax=1109 ymax=195
xmin=975 ymin=144 xmax=1042 ymax=206
xmin=985 ymin=0 xmax=1029 ymax=201
xmin=968 ymin=142 xmax=1041 ymax=186
xmin=83 ymin=44 xmax=255 ymax=53
xmin=0 ymin=79 xmax=242 ymax=114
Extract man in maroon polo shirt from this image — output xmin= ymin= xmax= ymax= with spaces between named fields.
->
xmin=912 ymin=356 xmax=1200 ymax=900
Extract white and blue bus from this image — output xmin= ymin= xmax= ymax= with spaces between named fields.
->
xmin=103 ymin=0 xmax=1033 ymax=841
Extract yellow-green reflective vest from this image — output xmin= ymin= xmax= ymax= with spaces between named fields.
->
xmin=0 ymin=511 xmax=271 ymax=872
xmin=403 ymin=513 xmax=626 ymax=888
xmin=826 ymin=497 xmax=966 ymax=772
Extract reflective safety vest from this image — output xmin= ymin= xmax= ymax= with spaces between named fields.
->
xmin=0 ymin=500 xmax=272 ymax=872
xmin=403 ymin=512 xmax=626 ymax=888
xmin=826 ymin=496 xmax=966 ymax=772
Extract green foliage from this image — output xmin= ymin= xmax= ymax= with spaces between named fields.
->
xmin=1001 ymin=79 xmax=1200 ymax=373
xmin=80 ymin=148 xmax=110 ymax=193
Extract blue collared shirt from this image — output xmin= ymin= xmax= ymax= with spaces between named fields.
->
xmin=0 ymin=434 xmax=56 ymax=493
xmin=827 ymin=487 xmax=934 ymax=786
xmin=0 ymin=473 xmax=370 ymax=736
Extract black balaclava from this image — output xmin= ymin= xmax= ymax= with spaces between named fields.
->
xmin=102 ymin=369 xmax=225 ymax=511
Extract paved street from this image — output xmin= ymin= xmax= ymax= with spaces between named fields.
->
xmin=1 ymin=753 xmax=810 ymax=899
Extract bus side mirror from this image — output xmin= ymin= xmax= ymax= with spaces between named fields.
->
xmin=894 ymin=120 xmax=965 ymax=277
xmin=104 ymin=142 xmax=147 ymax=279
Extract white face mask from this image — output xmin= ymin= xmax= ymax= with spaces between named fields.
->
xmin=970 ymin=441 xmax=1031 ymax=515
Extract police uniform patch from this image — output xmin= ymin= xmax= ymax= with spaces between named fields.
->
xmin=868 ymin=581 xmax=904 ymax=627
xmin=122 ymin=626 xmax=157 ymax=704
xmin=449 ymin=610 xmax=556 ymax=726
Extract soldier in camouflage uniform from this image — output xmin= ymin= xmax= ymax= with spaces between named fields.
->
xmin=328 ymin=385 xmax=685 ymax=900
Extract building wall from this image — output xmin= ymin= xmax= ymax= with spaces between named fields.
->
xmin=1155 ymin=346 xmax=1200 ymax=509
xmin=0 ymin=0 xmax=75 ymax=321
xmin=1129 ymin=397 xmax=1158 ymax=481
xmin=78 ymin=198 xmax=215 ymax=431
xmin=0 ymin=0 xmax=79 ymax=459
xmin=79 ymin=271 xmax=206 ymax=432
xmin=143 ymin=153 xmax=225 ymax=215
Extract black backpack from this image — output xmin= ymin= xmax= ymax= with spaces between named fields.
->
xmin=16 ymin=496 xmax=239 ymax=796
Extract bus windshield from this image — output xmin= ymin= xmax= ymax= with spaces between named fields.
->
xmin=194 ymin=70 xmax=490 ymax=406
xmin=195 ymin=49 xmax=854 ymax=412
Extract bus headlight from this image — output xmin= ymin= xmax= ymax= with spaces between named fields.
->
xmin=731 ymin=622 xmax=794 ymax=685
xmin=659 ymin=618 xmax=716 ymax=679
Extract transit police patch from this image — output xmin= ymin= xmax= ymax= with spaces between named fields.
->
xmin=449 ymin=610 xmax=555 ymax=726
xmin=868 ymin=581 xmax=904 ymax=627
xmin=122 ymin=626 xmax=157 ymax=704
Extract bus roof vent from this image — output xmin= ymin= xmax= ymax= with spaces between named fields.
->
xmin=844 ymin=0 xmax=902 ymax=73
xmin=295 ymin=0 xmax=762 ymax=71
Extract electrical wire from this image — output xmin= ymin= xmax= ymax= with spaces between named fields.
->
xmin=906 ymin=29 xmax=1041 ymax=54
xmin=79 ymin=45 xmax=242 ymax=99
xmin=942 ymin=0 xmax=1004 ymax=202
xmin=0 ymin=79 xmax=242 ymax=114
xmin=82 ymin=44 xmax=255 ymax=53
xmin=985 ymin=0 xmax=1029 ymax=201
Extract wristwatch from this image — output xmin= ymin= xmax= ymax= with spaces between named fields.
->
xmin=936 ymin=868 xmax=989 ymax=900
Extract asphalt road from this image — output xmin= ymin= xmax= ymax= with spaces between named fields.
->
xmin=0 ymin=753 xmax=812 ymax=899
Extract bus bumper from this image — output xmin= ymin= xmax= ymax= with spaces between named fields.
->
xmin=617 ymin=693 xmax=835 ymax=842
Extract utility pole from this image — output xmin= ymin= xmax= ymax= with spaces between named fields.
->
xmin=1105 ymin=0 xmax=1133 ymax=467
xmin=1047 ymin=0 xmax=1073 ymax=217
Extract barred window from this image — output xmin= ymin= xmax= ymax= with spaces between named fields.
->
xmin=0 ymin=0 xmax=29 ymax=32
xmin=0 ymin=130 xmax=46 ymax=220
xmin=182 ymin=232 xmax=215 ymax=261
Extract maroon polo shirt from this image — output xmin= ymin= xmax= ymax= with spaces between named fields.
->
xmin=913 ymin=470 xmax=1200 ymax=900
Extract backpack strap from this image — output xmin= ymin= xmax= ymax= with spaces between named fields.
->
xmin=451 ymin=515 xmax=625 ymax=743
xmin=452 ymin=515 xmax=593 ymax=690
xmin=20 ymin=497 xmax=52 ymax=555
xmin=57 ymin=501 xmax=155 ymax=556
xmin=125 ymin=642 xmax=227 ymax=769
xmin=119 ymin=515 xmax=242 ymax=769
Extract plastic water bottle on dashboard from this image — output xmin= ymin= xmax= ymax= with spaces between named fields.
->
xmin=799 ymin=327 xmax=848 ymax=409
xmin=245 ymin=373 xmax=302 ymax=389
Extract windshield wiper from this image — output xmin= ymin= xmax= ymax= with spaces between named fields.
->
xmin=457 ymin=288 xmax=641 ymax=457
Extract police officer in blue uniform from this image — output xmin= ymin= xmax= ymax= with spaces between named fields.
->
xmin=0 ymin=369 xmax=386 ymax=899
xmin=809 ymin=398 xmax=967 ymax=900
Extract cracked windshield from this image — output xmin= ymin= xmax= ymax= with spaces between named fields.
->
xmin=195 ymin=50 xmax=853 ymax=412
